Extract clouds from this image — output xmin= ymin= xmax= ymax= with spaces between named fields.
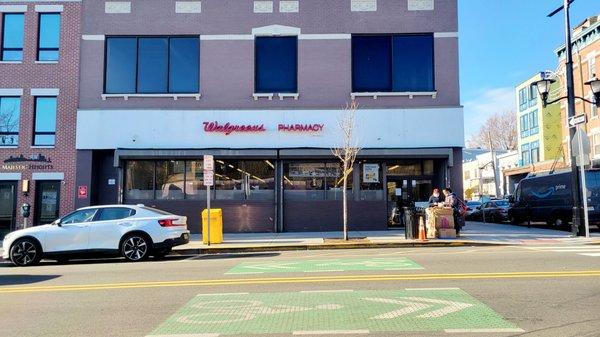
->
xmin=463 ymin=87 xmax=516 ymax=141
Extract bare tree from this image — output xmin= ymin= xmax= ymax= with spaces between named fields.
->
xmin=331 ymin=101 xmax=362 ymax=241
xmin=467 ymin=110 xmax=517 ymax=151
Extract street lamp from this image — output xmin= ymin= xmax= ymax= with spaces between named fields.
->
xmin=584 ymin=77 xmax=600 ymax=106
xmin=531 ymin=76 xmax=600 ymax=108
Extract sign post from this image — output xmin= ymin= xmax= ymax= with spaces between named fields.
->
xmin=571 ymin=127 xmax=590 ymax=238
xmin=203 ymin=155 xmax=214 ymax=245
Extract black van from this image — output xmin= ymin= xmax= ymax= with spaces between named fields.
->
xmin=508 ymin=169 xmax=600 ymax=228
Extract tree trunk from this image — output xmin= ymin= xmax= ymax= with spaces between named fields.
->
xmin=342 ymin=160 xmax=348 ymax=241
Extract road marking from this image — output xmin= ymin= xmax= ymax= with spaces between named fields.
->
xmin=196 ymin=292 xmax=249 ymax=297
xmin=445 ymin=328 xmax=525 ymax=333
xmin=146 ymin=333 xmax=220 ymax=337
xmin=293 ymin=330 xmax=369 ymax=335
xmin=579 ymin=253 xmax=600 ymax=257
xmin=2 ymin=270 xmax=600 ymax=294
xmin=148 ymin=290 xmax=519 ymax=336
xmin=300 ymin=289 xmax=354 ymax=293
xmin=406 ymin=287 xmax=460 ymax=291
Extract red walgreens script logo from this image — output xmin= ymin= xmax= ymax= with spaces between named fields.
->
xmin=203 ymin=121 xmax=266 ymax=135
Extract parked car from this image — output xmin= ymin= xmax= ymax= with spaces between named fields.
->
xmin=2 ymin=205 xmax=190 ymax=266
xmin=465 ymin=201 xmax=482 ymax=220
xmin=508 ymin=169 xmax=600 ymax=227
xmin=479 ymin=200 xmax=510 ymax=223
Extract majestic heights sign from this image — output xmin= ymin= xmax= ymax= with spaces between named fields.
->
xmin=203 ymin=121 xmax=325 ymax=136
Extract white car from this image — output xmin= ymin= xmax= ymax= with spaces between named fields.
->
xmin=2 ymin=204 xmax=190 ymax=266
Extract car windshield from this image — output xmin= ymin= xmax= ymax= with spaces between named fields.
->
xmin=495 ymin=200 xmax=509 ymax=206
xmin=141 ymin=206 xmax=174 ymax=216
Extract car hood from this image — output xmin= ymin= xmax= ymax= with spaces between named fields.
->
xmin=7 ymin=224 xmax=53 ymax=238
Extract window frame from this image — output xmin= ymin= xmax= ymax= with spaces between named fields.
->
xmin=36 ymin=12 xmax=61 ymax=61
xmin=94 ymin=207 xmax=136 ymax=222
xmin=1 ymin=13 xmax=25 ymax=61
xmin=32 ymin=96 xmax=57 ymax=146
xmin=0 ymin=96 xmax=20 ymax=146
xmin=351 ymin=33 xmax=435 ymax=93
xmin=254 ymin=35 xmax=299 ymax=94
xmin=103 ymin=35 xmax=200 ymax=95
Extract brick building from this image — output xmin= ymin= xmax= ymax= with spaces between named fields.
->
xmin=0 ymin=1 xmax=80 ymax=238
xmin=555 ymin=14 xmax=600 ymax=164
xmin=75 ymin=0 xmax=463 ymax=233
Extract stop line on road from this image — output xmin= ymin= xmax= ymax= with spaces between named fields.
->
xmin=146 ymin=289 xmax=522 ymax=336
xmin=225 ymin=257 xmax=424 ymax=274
xmin=525 ymin=245 xmax=600 ymax=257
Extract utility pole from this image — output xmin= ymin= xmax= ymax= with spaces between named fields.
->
xmin=553 ymin=0 xmax=583 ymax=236
xmin=488 ymin=133 xmax=500 ymax=198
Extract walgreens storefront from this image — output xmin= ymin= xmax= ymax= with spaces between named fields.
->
xmin=75 ymin=108 xmax=463 ymax=233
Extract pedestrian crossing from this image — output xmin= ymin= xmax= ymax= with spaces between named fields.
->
xmin=525 ymin=245 xmax=600 ymax=257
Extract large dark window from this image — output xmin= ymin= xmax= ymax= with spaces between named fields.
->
xmin=105 ymin=36 xmax=199 ymax=94
xmin=37 ymin=13 xmax=61 ymax=61
xmin=33 ymin=97 xmax=57 ymax=146
xmin=0 ymin=97 xmax=20 ymax=146
xmin=125 ymin=160 xmax=274 ymax=201
xmin=352 ymin=34 xmax=434 ymax=92
xmin=283 ymin=162 xmax=352 ymax=201
xmin=255 ymin=36 xmax=298 ymax=93
xmin=1 ymin=13 xmax=25 ymax=61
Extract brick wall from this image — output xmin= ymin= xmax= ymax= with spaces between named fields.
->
xmin=0 ymin=2 xmax=81 ymax=228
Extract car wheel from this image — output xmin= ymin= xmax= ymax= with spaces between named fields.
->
xmin=10 ymin=238 xmax=42 ymax=267
xmin=121 ymin=234 xmax=150 ymax=262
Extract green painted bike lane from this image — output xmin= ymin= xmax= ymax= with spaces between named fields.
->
xmin=147 ymin=289 xmax=521 ymax=336
xmin=226 ymin=257 xmax=424 ymax=274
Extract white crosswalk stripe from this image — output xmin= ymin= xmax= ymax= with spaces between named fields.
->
xmin=526 ymin=246 xmax=600 ymax=257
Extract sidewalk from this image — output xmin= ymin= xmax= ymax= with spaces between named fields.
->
xmin=172 ymin=221 xmax=600 ymax=254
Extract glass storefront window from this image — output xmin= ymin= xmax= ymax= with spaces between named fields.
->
xmin=387 ymin=160 xmax=422 ymax=176
xmin=156 ymin=160 xmax=185 ymax=200
xmin=185 ymin=160 xmax=205 ymax=200
xmin=215 ymin=160 xmax=244 ymax=200
xmin=360 ymin=161 xmax=384 ymax=201
xmin=125 ymin=161 xmax=154 ymax=200
xmin=284 ymin=162 xmax=351 ymax=201
xmin=214 ymin=160 xmax=275 ymax=201
xmin=244 ymin=161 xmax=276 ymax=201
xmin=423 ymin=160 xmax=434 ymax=175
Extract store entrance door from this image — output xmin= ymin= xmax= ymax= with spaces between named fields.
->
xmin=34 ymin=181 xmax=60 ymax=226
xmin=0 ymin=181 xmax=17 ymax=239
xmin=386 ymin=178 xmax=432 ymax=227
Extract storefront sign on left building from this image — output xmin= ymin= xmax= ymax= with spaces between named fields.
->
xmin=1 ymin=154 xmax=53 ymax=171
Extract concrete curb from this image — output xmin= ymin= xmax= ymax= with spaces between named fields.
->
xmin=171 ymin=240 xmax=511 ymax=255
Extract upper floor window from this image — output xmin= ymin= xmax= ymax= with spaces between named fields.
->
xmin=0 ymin=97 xmax=20 ymax=146
xmin=352 ymin=34 xmax=434 ymax=93
xmin=519 ymin=114 xmax=529 ymax=138
xmin=104 ymin=36 xmax=199 ymax=94
xmin=255 ymin=36 xmax=298 ymax=93
xmin=37 ymin=13 xmax=61 ymax=61
xmin=33 ymin=97 xmax=57 ymax=146
xmin=518 ymin=88 xmax=528 ymax=111
xmin=530 ymin=140 xmax=540 ymax=163
xmin=1 ymin=13 xmax=25 ymax=61
xmin=521 ymin=143 xmax=531 ymax=166
xmin=528 ymin=110 xmax=539 ymax=135
xmin=528 ymin=84 xmax=537 ymax=107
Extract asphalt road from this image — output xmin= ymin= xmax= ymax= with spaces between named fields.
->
xmin=1 ymin=244 xmax=600 ymax=337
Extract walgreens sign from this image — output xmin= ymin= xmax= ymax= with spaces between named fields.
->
xmin=203 ymin=121 xmax=324 ymax=136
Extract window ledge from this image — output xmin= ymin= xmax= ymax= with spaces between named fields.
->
xmin=101 ymin=93 xmax=202 ymax=101
xmin=35 ymin=60 xmax=59 ymax=64
xmin=351 ymin=91 xmax=437 ymax=100
xmin=0 ymin=146 xmax=19 ymax=149
xmin=31 ymin=146 xmax=55 ymax=149
xmin=0 ymin=61 xmax=22 ymax=64
xmin=253 ymin=93 xmax=299 ymax=100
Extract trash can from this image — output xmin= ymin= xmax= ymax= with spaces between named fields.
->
xmin=404 ymin=206 xmax=418 ymax=239
xmin=201 ymin=208 xmax=223 ymax=244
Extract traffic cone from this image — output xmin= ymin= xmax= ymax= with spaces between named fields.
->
xmin=418 ymin=216 xmax=427 ymax=242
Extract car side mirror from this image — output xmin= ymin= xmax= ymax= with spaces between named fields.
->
xmin=54 ymin=219 xmax=62 ymax=227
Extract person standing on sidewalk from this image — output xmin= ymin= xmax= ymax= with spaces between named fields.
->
xmin=428 ymin=188 xmax=442 ymax=206
xmin=443 ymin=188 xmax=462 ymax=236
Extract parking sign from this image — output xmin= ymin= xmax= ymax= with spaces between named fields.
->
xmin=203 ymin=155 xmax=214 ymax=171
xmin=204 ymin=170 xmax=214 ymax=186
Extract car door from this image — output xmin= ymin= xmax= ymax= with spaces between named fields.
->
xmin=43 ymin=208 xmax=97 ymax=253
xmin=88 ymin=207 xmax=136 ymax=250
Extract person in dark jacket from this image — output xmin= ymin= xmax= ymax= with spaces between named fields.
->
xmin=443 ymin=188 xmax=462 ymax=235
xmin=428 ymin=188 xmax=442 ymax=206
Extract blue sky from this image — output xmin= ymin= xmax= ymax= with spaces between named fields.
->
xmin=459 ymin=0 xmax=600 ymax=140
